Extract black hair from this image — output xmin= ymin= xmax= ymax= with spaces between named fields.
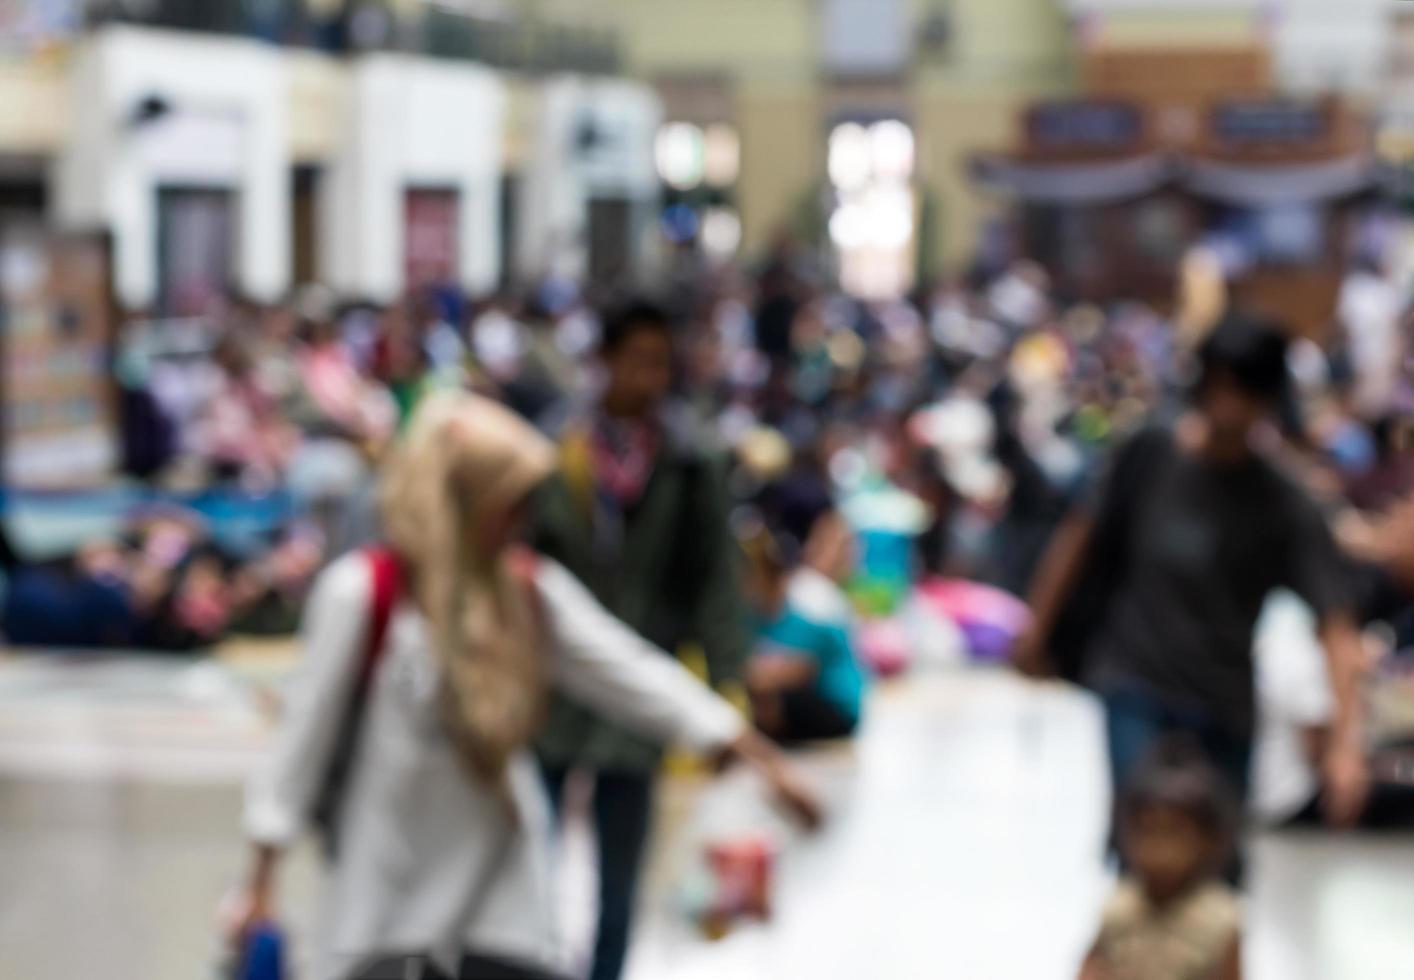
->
xmin=1121 ymin=736 xmax=1237 ymax=843
xmin=1196 ymin=313 xmax=1291 ymax=406
xmin=600 ymin=299 xmax=672 ymax=356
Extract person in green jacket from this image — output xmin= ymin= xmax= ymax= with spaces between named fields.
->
xmin=531 ymin=300 xmax=748 ymax=980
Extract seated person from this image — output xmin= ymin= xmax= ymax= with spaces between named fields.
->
xmin=740 ymin=520 xmax=866 ymax=743
xmin=1 ymin=510 xmax=322 ymax=651
xmin=1 ymin=531 xmax=139 ymax=649
xmin=195 ymin=333 xmax=299 ymax=488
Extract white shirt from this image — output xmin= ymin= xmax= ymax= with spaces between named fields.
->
xmin=1338 ymin=270 xmax=1401 ymax=418
xmin=245 ymin=555 xmax=744 ymax=979
xmin=1252 ymin=591 xmax=1333 ymax=825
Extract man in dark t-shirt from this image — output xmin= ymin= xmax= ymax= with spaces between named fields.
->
xmin=1017 ymin=314 xmax=1371 ymax=834
xmin=1086 ymin=426 xmax=1347 ymax=740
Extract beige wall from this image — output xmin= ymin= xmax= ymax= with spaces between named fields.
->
xmin=0 ymin=59 xmax=65 ymax=156
xmin=736 ymin=80 xmax=823 ymax=254
xmin=1095 ymin=10 xmax=1259 ymax=47
xmin=936 ymin=0 xmax=1076 ymax=85
xmin=287 ymin=52 xmax=344 ymax=164
xmin=913 ymin=0 xmax=1076 ymax=270
xmin=606 ymin=0 xmax=817 ymax=81
xmin=913 ymin=85 xmax=1025 ymax=270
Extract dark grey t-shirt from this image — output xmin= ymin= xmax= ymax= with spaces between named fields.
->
xmin=1086 ymin=428 xmax=1350 ymax=737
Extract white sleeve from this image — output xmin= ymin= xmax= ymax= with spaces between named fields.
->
xmin=537 ymin=560 xmax=746 ymax=752
xmin=243 ymin=555 xmax=371 ymax=847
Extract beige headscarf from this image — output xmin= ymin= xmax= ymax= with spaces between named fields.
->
xmin=380 ymin=392 xmax=556 ymax=787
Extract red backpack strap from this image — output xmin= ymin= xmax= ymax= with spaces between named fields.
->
xmin=312 ymin=546 xmax=405 ymax=856
xmin=506 ymin=544 xmax=545 ymax=629
xmin=360 ymin=545 xmax=403 ymax=686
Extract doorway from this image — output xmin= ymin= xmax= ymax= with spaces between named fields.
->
xmin=404 ymin=187 xmax=460 ymax=294
xmin=157 ymin=186 xmax=236 ymax=317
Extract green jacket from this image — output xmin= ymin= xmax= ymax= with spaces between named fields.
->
xmin=531 ymin=410 xmax=749 ymax=773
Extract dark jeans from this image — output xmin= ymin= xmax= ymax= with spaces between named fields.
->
xmin=541 ymin=766 xmax=654 ymax=980
xmin=1100 ymin=684 xmax=1253 ymax=883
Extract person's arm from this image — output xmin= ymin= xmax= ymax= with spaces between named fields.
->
xmin=803 ymin=510 xmax=856 ymax=587
xmin=230 ymin=557 xmax=372 ymax=938
xmin=1340 ymin=495 xmax=1414 ymax=593
xmin=1217 ymin=932 xmax=1244 ymax=980
xmin=1316 ymin=612 xmax=1371 ymax=827
xmin=1288 ymin=492 xmax=1372 ymax=828
xmin=1013 ymin=512 xmax=1095 ymax=677
xmin=537 ymin=559 xmax=820 ymax=827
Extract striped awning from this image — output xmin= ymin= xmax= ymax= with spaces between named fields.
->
xmin=970 ymin=153 xmax=1175 ymax=204
xmin=1182 ymin=155 xmax=1380 ymax=206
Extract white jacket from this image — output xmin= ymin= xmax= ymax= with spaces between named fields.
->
xmin=245 ymin=554 xmax=744 ymax=980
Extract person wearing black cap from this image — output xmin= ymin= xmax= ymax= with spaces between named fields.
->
xmin=1015 ymin=313 xmax=1371 ymax=847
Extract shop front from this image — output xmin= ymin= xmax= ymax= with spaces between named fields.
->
xmin=972 ymin=101 xmax=1182 ymax=306
xmin=1181 ymin=99 xmax=1381 ymax=337
xmin=973 ymin=98 xmax=1381 ymax=336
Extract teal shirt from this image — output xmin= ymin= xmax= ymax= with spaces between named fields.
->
xmin=755 ymin=605 xmax=866 ymax=722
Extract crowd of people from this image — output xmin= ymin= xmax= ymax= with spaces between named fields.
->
xmin=2 ymin=233 xmax=1411 ymax=979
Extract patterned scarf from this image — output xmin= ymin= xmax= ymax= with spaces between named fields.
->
xmin=591 ymin=413 xmax=661 ymax=509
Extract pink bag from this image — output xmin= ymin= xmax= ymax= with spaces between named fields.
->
xmin=915 ymin=578 xmax=1031 ymax=662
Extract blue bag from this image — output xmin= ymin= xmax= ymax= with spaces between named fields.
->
xmin=233 ymin=923 xmax=285 ymax=980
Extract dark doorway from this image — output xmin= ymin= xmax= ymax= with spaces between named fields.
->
xmin=157 ymin=186 xmax=236 ymax=317
xmin=587 ymin=196 xmax=631 ymax=289
xmin=292 ymin=165 xmax=321 ymax=287
xmin=499 ymin=172 xmax=520 ymax=291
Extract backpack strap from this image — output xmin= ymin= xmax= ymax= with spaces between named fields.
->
xmin=360 ymin=545 xmax=403 ymax=688
xmin=506 ymin=544 xmax=546 ymax=629
xmin=312 ymin=545 xmax=404 ymax=858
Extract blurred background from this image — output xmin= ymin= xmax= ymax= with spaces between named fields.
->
xmin=0 ymin=2 xmax=1412 ymax=979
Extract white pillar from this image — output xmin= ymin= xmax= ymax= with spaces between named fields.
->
xmin=322 ymin=55 xmax=506 ymax=302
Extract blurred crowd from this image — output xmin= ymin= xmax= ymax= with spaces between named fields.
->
xmin=3 ymin=245 xmax=1412 ymax=661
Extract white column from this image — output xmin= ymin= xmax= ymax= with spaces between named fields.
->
xmin=323 ymin=55 xmax=506 ymax=302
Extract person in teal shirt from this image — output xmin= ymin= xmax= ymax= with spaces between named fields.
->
xmin=742 ymin=521 xmax=866 ymax=741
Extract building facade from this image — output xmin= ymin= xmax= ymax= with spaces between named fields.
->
xmin=0 ymin=0 xmax=658 ymax=310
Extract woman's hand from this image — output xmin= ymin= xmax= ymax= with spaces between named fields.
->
xmin=221 ymin=881 xmax=274 ymax=951
xmin=222 ymin=846 xmax=279 ymax=949
xmin=723 ymin=731 xmax=825 ymax=831
xmin=766 ymin=761 xmax=825 ymax=831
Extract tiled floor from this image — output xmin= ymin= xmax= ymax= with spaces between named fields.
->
xmin=0 ymin=655 xmax=1411 ymax=980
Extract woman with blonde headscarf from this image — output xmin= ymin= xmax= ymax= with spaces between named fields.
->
xmin=232 ymin=392 xmax=818 ymax=980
